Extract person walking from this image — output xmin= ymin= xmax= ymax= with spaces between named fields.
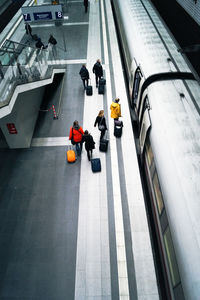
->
xmin=110 ymin=98 xmax=121 ymax=120
xmin=35 ymin=38 xmax=47 ymax=49
xmin=79 ymin=64 xmax=90 ymax=89
xmin=25 ymin=23 xmax=32 ymax=37
xmin=82 ymin=130 xmax=95 ymax=161
xmin=48 ymin=34 xmax=57 ymax=46
xmin=69 ymin=120 xmax=84 ymax=156
xmin=83 ymin=0 xmax=88 ymax=13
xmin=94 ymin=110 xmax=107 ymax=140
xmin=48 ymin=34 xmax=57 ymax=57
xmin=92 ymin=59 xmax=103 ymax=87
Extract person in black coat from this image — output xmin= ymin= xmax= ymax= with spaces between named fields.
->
xmin=92 ymin=59 xmax=103 ymax=87
xmin=79 ymin=64 xmax=90 ymax=89
xmin=35 ymin=38 xmax=48 ymax=52
xmin=94 ymin=110 xmax=107 ymax=140
xmin=48 ymin=34 xmax=57 ymax=45
xmin=82 ymin=130 xmax=95 ymax=161
xmin=25 ymin=23 xmax=32 ymax=36
xmin=83 ymin=0 xmax=88 ymax=13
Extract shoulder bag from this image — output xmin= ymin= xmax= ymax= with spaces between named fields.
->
xmin=98 ymin=117 xmax=105 ymax=131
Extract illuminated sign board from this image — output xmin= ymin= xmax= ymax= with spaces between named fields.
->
xmin=21 ymin=5 xmax=63 ymax=22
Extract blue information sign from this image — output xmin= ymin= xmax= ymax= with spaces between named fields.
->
xmin=55 ymin=11 xmax=63 ymax=19
xmin=33 ymin=12 xmax=52 ymax=21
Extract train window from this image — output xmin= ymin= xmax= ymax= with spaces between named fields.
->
xmin=152 ymin=172 xmax=164 ymax=215
xmin=164 ymin=227 xmax=181 ymax=288
xmin=146 ymin=138 xmax=153 ymax=167
xmin=132 ymin=68 xmax=142 ymax=105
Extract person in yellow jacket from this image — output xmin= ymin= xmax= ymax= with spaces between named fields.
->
xmin=110 ymin=98 xmax=121 ymax=120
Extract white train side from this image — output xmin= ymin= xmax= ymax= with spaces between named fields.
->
xmin=111 ymin=0 xmax=200 ymax=299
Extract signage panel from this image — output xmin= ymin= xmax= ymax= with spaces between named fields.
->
xmin=21 ymin=5 xmax=63 ymax=22
xmin=33 ymin=12 xmax=52 ymax=20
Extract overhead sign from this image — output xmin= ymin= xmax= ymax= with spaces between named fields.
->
xmin=21 ymin=5 xmax=63 ymax=22
xmin=33 ymin=12 xmax=52 ymax=21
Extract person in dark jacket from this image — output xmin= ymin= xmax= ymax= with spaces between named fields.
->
xmin=92 ymin=59 xmax=103 ymax=87
xmin=83 ymin=0 xmax=88 ymax=13
xmin=48 ymin=34 xmax=57 ymax=57
xmin=94 ymin=110 xmax=107 ymax=140
xmin=82 ymin=130 xmax=95 ymax=161
xmin=35 ymin=38 xmax=47 ymax=49
xmin=48 ymin=34 xmax=57 ymax=45
xmin=69 ymin=120 xmax=84 ymax=156
xmin=79 ymin=64 xmax=90 ymax=89
xmin=25 ymin=23 xmax=32 ymax=36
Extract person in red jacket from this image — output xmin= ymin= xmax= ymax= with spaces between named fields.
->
xmin=69 ymin=120 xmax=84 ymax=156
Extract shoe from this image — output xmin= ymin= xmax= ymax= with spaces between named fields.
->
xmin=96 ymin=85 xmax=98 ymax=88
xmin=88 ymin=157 xmax=91 ymax=161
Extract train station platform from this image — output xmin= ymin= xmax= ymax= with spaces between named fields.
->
xmin=0 ymin=0 xmax=159 ymax=299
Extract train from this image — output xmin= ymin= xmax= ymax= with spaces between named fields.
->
xmin=111 ymin=0 xmax=200 ymax=299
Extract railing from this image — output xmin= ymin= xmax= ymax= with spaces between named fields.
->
xmin=0 ymin=39 xmax=58 ymax=108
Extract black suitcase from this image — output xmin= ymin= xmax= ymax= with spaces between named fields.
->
xmin=99 ymin=78 xmax=106 ymax=86
xmin=98 ymin=84 xmax=104 ymax=95
xmin=114 ymin=120 xmax=123 ymax=127
xmin=99 ymin=139 xmax=108 ymax=152
xmin=86 ymin=85 xmax=93 ymax=96
xmin=114 ymin=125 xmax=122 ymax=138
xmin=91 ymin=158 xmax=101 ymax=172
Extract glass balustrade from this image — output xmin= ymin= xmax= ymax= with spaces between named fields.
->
xmin=0 ymin=39 xmax=56 ymax=108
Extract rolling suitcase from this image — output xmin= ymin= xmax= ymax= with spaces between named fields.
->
xmin=86 ymin=79 xmax=93 ymax=96
xmin=99 ymin=138 xmax=109 ymax=152
xmin=114 ymin=125 xmax=122 ymax=138
xmin=66 ymin=145 xmax=76 ymax=163
xmin=91 ymin=158 xmax=101 ymax=172
xmin=86 ymin=85 xmax=93 ymax=95
xmin=67 ymin=149 xmax=76 ymax=163
xmin=99 ymin=78 xmax=106 ymax=86
xmin=98 ymin=84 xmax=104 ymax=95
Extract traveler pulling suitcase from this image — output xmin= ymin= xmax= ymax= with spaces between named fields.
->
xmin=91 ymin=158 xmax=101 ymax=172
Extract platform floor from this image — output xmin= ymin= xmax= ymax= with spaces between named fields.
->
xmin=0 ymin=0 xmax=159 ymax=299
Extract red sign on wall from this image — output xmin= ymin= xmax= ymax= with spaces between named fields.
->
xmin=7 ymin=123 xmax=18 ymax=134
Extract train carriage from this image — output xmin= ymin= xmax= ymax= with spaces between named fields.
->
xmin=111 ymin=0 xmax=200 ymax=299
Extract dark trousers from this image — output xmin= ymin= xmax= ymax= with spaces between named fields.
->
xmin=100 ymin=129 xmax=106 ymax=140
xmin=86 ymin=149 xmax=93 ymax=160
xmin=95 ymin=74 xmax=101 ymax=86
xmin=75 ymin=142 xmax=83 ymax=156
xmin=82 ymin=78 xmax=88 ymax=88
